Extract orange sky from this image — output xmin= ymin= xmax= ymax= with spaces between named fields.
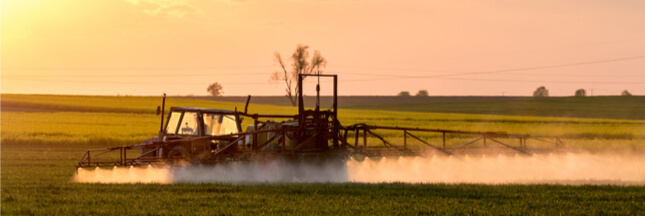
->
xmin=2 ymin=0 xmax=644 ymax=96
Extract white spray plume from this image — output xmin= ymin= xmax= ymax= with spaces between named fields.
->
xmin=75 ymin=166 xmax=172 ymax=184
xmin=348 ymin=152 xmax=645 ymax=185
xmin=75 ymin=152 xmax=645 ymax=185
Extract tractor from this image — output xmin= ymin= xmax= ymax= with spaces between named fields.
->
xmin=77 ymin=74 xmax=564 ymax=172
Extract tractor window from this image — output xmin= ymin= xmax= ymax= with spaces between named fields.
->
xmin=165 ymin=111 xmax=182 ymax=135
xmin=178 ymin=112 xmax=199 ymax=135
xmin=203 ymin=113 xmax=221 ymax=136
xmin=220 ymin=115 xmax=238 ymax=135
xmin=203 ymin=114 xmax=238 ymax=135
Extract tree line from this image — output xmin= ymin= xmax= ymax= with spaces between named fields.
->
xmin=204 ymin=44 xmax=635 ymax=98
xmin=533 ymin=86 xmax=632 ymax=97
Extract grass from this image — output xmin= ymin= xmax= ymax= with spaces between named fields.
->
xmin=2 ymin=94 xmax=645 ymax=215
xmin=1 ymin=112 xmax=159 ymax=146
xmin=4 ymin=94 xmax=644 ymax=140
xmin=347 ymin=96 xmax=645 ymax=120
xmin=1 ymin=94 xmax=296 ymax=115
xmin=4 ymin=94 xmax=645 ymax=120
xmin=3 ymin=145 xmax=645 ymax=215
xmin=3 ymin=109 xmax=644 ymax=149
xmin=339 ymin=109 xmax=645 ymax=140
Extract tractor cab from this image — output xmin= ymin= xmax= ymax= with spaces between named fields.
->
xmin=163 ymin=107 xmax=242 ymax=139
xmin=138 ymin=107 xmax=245 ymax=160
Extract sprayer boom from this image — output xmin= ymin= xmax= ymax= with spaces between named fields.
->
xmin=76 ymin=74 xmax=564 ymax=171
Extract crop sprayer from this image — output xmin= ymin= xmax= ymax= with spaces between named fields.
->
xmin=76 ymin=74 xmax=564 ymax=175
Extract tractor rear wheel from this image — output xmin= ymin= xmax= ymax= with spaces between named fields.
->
xmin=167 ymin=146 xmax=191 ymax=165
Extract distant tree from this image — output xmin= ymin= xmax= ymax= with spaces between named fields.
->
xmin=207 ymin=82 xmax=223 ymax=96
xmin=533 ymin=86 xmax=549 ymax=97
xmin=416 ymin=89 xmax=429 ymax=97
xmin=574 ymin=89 xmax=586 ymax=97
xmin=398 ymin=91 xmax=411 ymax=97
xmin=621 ymin=90 xmax=632 ymax=96
xmin=271 ymin=44 xmax=327 ymax=106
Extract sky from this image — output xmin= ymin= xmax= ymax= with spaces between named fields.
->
xmin=2 ymin=0 xmax=645 ymax=96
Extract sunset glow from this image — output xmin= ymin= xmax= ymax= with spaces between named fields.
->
xmin=2 ymin=0 xmax=644 ymax=96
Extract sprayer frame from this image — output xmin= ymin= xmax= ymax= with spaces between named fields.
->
xmin=76 ymin=74 xmax=564 ymax=170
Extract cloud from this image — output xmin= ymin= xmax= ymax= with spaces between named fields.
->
xmin=123 ymin=0 xmax=200 ymax=18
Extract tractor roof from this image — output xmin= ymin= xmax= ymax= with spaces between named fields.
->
xmin=169 ymin=107 xmax=237 ymax=114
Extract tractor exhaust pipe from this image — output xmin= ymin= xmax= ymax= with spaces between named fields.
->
xmin=244 ymin=95 xmax=251 ymax=114
xmin=157 ymin=93 xmax=166 ymax=141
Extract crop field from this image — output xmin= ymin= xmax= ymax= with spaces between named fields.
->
xmin=2 ymin=94 xmax=645 ymax=214
xmin=191 ymin=95 xmax=645 ymax=120
xmin=346 ymin=96 xmax=645 ymax=120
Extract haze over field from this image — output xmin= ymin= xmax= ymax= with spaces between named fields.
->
xmin=75 ymin=152 xmax=645 ymax=185
xmin=2 ymin=0 xmax=645 ymax=96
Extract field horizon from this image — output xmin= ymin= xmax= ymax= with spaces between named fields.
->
xmin=3 ymin=93 xmax=644 ymax=120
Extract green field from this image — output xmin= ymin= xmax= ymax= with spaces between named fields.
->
xmin=0 ymin=94 xmax=297 ymax=115
xmin=3 ymin=146 xmax=644 ymax=215
xmin=2 ymin=94 xmax=645 ymax=214
xmin=347 ymin=96 xmax=645 ymax=120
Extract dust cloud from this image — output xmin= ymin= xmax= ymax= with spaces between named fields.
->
xmin=74 ymin=152 xmax=645 ymax=185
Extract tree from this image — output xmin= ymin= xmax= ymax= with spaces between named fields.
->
xmin=206 ymin=82 xmax=223 ymax=96
xmin=574 ymin=89 xmax=586 ymax=97
xmin=398 ymin=91 xmax=411 ymax=97
xmin=416 ymin=89 xmax=429 ymax=97
xmin=271 ymin=44 xmax=327 ymax=106
xmin=533 ymin=86 xmax=549 ymax=97
xmin=621 ymin=90 xmax=632 ymax=96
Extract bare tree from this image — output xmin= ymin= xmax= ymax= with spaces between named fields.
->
xmin=533 ymin=86 xmax=549 ymax=97
xmin=575 ymin=89 xmax=586 ymax=97
xmin=206 ymin=82 xmax=223 ymax=96
xmin=621 ymin=90 xmax=632 ymax=96
xmin=416 ymin=89 xmax=429 ymax=97
xmin=398 ymin=91 xmax=411 ymax=97
xmin=271 ymin=44 xmax=327 ymax=106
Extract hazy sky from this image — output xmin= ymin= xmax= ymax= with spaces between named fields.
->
xmin=2 ymin=0 xmax=644 ymax=96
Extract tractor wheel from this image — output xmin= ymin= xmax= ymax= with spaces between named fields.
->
xmin=167 ymin=146 xmax=191 ymax=165
xmin=351 ymin=152 xmax=366 ymax=162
